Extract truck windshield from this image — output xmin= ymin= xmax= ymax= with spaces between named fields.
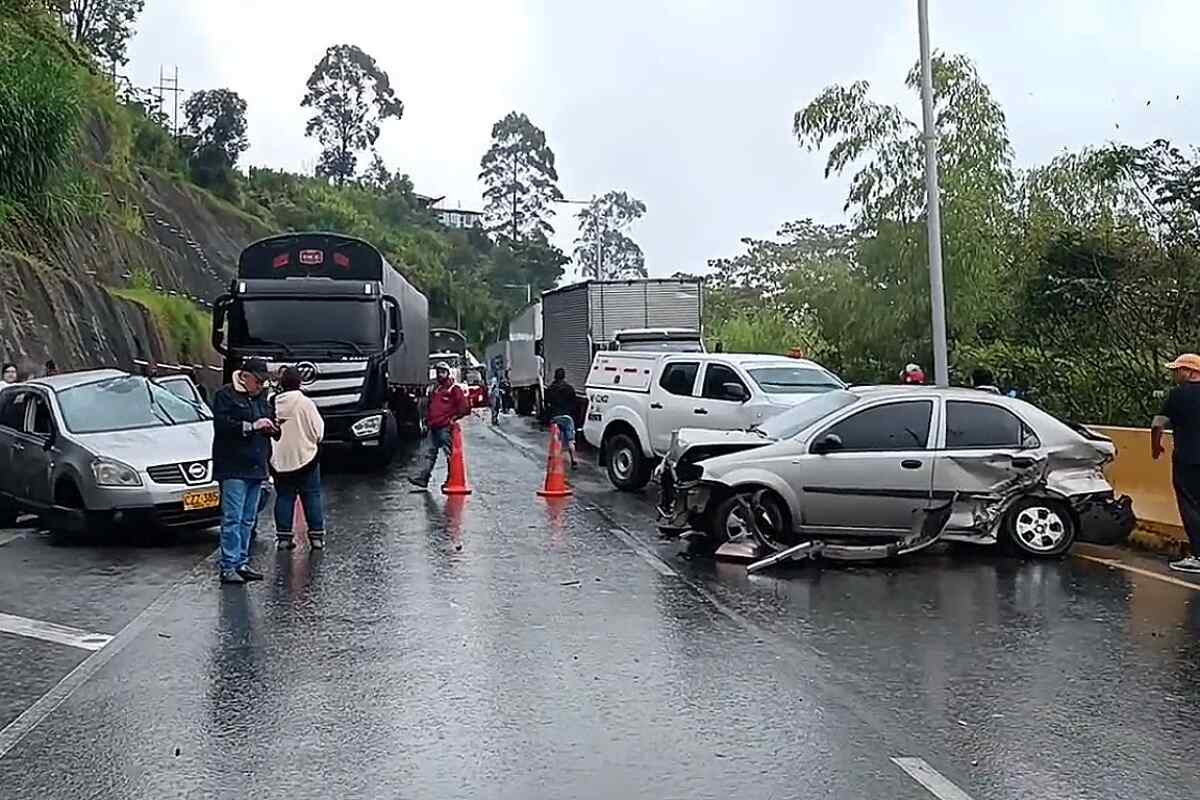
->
xmin=748 ymin=365 xmax=845 ymax=394
xmin=231 ymin=299 xmax=381 ymax=352
xmin=617 ymin=339 xmax=705 ymax=353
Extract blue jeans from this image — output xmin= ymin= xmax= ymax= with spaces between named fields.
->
xmin=417 ymin=426 xmax=454 ymax=484
xmin=220 ymin=479 xmax=263 ymax=572
xmin=551 ymin=414 xmax=575 ymax=446
xmin=274 ymin=463 xmax=326 ymax=538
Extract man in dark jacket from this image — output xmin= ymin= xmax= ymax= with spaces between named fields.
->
xmin=544 ymin=367 xmax=578 ymax=468
xmin=212 ymin=358 xmax=277 ymax=584
xmin=409 ymin=361 xmax=469 ymax=490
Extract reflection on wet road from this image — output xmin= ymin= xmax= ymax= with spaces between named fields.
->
xmin=0 ymin=417 xmax=1197 ymax=799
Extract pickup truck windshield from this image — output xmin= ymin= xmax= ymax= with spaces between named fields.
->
xmin=748 ymin=366 xmax=845 ymax=394
xmin=757 ymin=390 xmax=859 ymax=439
xmin=58 ymin=376 xmax=207 ymax=434
xmin=231 ymin=299 xmax=381 ymax=351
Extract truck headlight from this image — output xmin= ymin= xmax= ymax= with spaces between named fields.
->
xmin=352 ymin=414 xmax=384 ymax=438
xmin=92 ymin=459 xmax=143 ymax=487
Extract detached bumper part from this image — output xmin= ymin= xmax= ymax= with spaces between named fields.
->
xmin=1074 ymin=493 xmax=1136 ymax=545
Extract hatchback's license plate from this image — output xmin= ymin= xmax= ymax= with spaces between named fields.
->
xmin=183 ymin=489 xmax=220 ymax=511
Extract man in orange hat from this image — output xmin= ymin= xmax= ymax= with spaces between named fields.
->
xmin=1152 ymin=353 xmax=1200 ymax=573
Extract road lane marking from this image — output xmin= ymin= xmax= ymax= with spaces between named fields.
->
xmin=892 ymin=757 xmax=976 ymax=800
xmin=1075 ymin=553 xmax=1200 ymax=592
xmin=0 ymin=549 xmax=218 ymax=761
xmin=0 ymin=612 xmax=113 ymax=651
xmin=0 ymin=531 xmax=29 ymax=547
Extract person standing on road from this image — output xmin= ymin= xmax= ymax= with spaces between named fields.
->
xmin=900 ymin=363 xmax=926 ymax=385
xmin=212 ymin=358 xmax=277 ymax=584
xmin=1152 ymin=353 xmax=1200 ymax=573
xmin=43 ymin=360 xmax=57 ymax=377
xmin=545 ymin=367 xmax=578 ymax=469
xmin=270 ymin=366 xmax=327 ymax=551
xmin=489 ymin=371 xmax=502 ymax=425
xmin=409 ymin=361 xmax=469 ymax=491
xmin=1 ymin=362 xmax=17 ymax=384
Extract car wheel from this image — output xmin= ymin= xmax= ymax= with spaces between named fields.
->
xmin=712 ymin=490 xmax=792 ymax=549
xmin=1005 ymin=498 xmax=1076 ymax=558
xmin=605 ymin=432 xmax=650 ymax=491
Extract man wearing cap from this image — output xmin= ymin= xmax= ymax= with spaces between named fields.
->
xmin=1152 ymin=353 xmax=1200 ymax=573
xmin=409 ymin=361 xmax=469 ymax=491
xmin=212 ymin=358 xmax=278 ymax=584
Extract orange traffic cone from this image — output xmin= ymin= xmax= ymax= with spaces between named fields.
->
xmin=537 ymin=423 xmax=574 ymax=498
xmin=442 ymin=423 xmax=473 ymax=495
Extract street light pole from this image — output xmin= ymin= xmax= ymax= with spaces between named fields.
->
xmin=918 ymin=0 xmax=949 ymax=386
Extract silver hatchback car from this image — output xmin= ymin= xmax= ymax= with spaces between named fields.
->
xmin=0 ymin=370 xmax=221 ymax=534
xmin=657 ymin=386 xmax=1134 ymax=558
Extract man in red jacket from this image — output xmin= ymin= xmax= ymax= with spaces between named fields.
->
xmin=409 ymin=361 xmax=470 ymax=490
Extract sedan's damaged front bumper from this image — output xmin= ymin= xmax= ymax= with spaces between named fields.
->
xmin=656 ymin=461 xmax=712 ymax=533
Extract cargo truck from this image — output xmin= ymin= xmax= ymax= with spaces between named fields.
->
xmin=212 ymin=232 xmax=430 ymax=465
xmin=540 ymin=278 xmax=705 ymax=422
xmin=484 ymin=301 xmax=545 ymax=417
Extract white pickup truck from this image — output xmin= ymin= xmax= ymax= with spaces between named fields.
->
xmin=582 ymin=352 xmax=845 ymax=490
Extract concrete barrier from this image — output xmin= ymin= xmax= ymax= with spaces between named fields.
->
xmin=1090 ymin=425 xmax=1186 ymax=544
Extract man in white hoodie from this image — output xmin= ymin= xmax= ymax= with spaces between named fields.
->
xmin=270 ymin=366 xmax=327 ymax=550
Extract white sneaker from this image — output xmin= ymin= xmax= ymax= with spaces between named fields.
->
xmin=1168 ymin=557 xmax=1200 ymax=574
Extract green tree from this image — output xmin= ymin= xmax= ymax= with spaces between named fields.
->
xmin=53 ymin=0 xmax=144 ymax=67
xmin=183 ymin=89 xmax=248 ymax=168
xmin=478 ymin=111 xmax=563 ymax=242
xmin=302 ymin=44 xmax=404 ymax=187
xmin=574 ymin=190 xmax=647 ymax=279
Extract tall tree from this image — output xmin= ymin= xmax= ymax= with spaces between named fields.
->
xmin=574 ymin=190 xmax=648 ymax=279
xmin=183 ymin=89 xmax=249 ymax=167
xmin=301 ymin=44 xmax=404 ymax=187
xmin=54 ymin=0 xmax=145 ymax=67
xmin=478 ymin=111 xmax=563 ymax=242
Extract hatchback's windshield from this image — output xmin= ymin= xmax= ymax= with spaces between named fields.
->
xmin=618 ymin=339 xmax=705 ymax=353
xmin=749 ymin=365 xmax=845 ymax=394
xmin=757 ymin=390 xmax=860 ymax=439
xmin=58 ymin=375 xmax=207 ymax=434
xmin=231 ymin=299 xmax=381 ymax=351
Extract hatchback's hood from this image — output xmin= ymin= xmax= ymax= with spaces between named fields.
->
xmin=666 ymin=427 xmax=773 ymax=465
xmin=70 ymin=421 xmax=213 ymax=470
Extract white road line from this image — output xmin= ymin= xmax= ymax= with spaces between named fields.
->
xmin=0 ymin=613 xmax=113 ymax=652
xmin=1075 ymin=553 xmax=1200 ymax=592
xmin=0 ymin=531 xmax=29 ymax=547
xmin=892 ymin=757 xmax=976 ymax=800
xmin=0 ymin=549 xmax=217 ymax=761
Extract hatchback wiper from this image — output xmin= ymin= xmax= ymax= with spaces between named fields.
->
xmin=145 ymin=381 xmax=179 ymax=425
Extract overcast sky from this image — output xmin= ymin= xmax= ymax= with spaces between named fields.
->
xmin=128 ymin=0 xmax=1200 ymax=281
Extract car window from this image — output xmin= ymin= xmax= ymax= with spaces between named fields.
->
xmin=58 ymin=375 xmax=207 ymax=434
xmin=945 ymin=401 xmax=1039 ymax=449
xmin=820 ymin=400 xmax=933 ymax=452
xmin=659 ymin=362 xmax=699 ymax=396
xmin=0 ymin=391 xmax=31 ymax=432
xmin=758 ymin=390 xmax=860 ymax=439
xmin=29 ymin=395 xmax=53 ymax=436
xmin=701 ymin=363 xmax=747 ymax=400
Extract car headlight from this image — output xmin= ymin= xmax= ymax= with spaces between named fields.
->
xmin=92 ymin=459 xmax=143 ymax=487
xmin=351 ymin=414 xmax=384 ymax=438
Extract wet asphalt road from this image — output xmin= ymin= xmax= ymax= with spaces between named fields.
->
xmin=1 ymin=413 xmax=1198 ymax=799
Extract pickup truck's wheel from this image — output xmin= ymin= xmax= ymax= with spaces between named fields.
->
xmin=1005 ymin=498 xmax=1076 ymax=558
xmin=605 ymin=432 xmax=651 ymax=491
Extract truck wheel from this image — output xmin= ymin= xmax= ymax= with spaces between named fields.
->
xmin=1004 ymin=498 xmax=1076 ymax=558
xmin=605 ymin=432 xmax=650 ymax=491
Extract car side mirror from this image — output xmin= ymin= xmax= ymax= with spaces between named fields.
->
xmin=722 ymin=382 xmax=748 ymax=402
xmin=812 ymin=432 xmax=843 ymax=454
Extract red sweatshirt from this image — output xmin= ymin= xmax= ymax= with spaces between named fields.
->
xmin=428 ymin=381 xmax=469 ymax=429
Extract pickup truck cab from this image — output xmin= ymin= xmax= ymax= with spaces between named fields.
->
xmin=583 ymin=352 xmax=844 ymax=490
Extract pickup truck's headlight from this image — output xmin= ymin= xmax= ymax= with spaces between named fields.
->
xmin=352 ymin=414 xmax=384 ymax=438
xmin=92 ymin=459 xmax=143 ymax=487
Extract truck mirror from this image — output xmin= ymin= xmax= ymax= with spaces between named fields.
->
xmin=211 ymin=295 xmax=231 ymax=355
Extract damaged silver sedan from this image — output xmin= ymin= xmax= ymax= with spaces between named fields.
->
xmin=657 ymin=387 xmax=1134 ymax=562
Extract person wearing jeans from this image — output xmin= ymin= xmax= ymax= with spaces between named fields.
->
xmin=270 ymin=366 xmax=327 ymax=550
xmin=211 ymin=358 xmax=276 ymax=585
xmin=409 ymin=361 xmax=469 ymax=490
xmin=544 ymin=367 xmax=578 ymax=469
xmin=1153 ymin=353 xmax=1200 ymax=573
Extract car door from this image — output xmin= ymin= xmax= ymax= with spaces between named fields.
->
xmin=797 ymin=399 xmax=937 ymax=536
xmin=935 ymin=399 xmax=1040 ymax=530
xmin=648 ymin=359 xmax=701 ymax=453
xmin=691 ymin=362 xmax=754 ymax=431
xmin=19 ymin=390 xmax=58 ymax=509
xmin=0 ymin=389 xmax=29 ymax=500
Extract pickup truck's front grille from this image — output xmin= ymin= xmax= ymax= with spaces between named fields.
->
xmin=147 ymin=464 xmax=185 ymax=484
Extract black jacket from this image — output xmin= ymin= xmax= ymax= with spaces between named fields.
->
xmin=211 ymin=384 xmax=272 ymax=481
xmin=545 ymin=380 xmax=576 ymax=418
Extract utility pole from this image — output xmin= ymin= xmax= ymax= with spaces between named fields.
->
xmin=156 ymin=66 xmax=184 ymax=142
xmin=592 ymin=193 xmax=601 ymax=280
xmin=918 ymin=0 xmax=949 ymax=386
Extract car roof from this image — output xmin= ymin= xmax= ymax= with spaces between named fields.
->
xmin=848 ymin=384 xmax=1021 ymax=404
xmin=20 ymin=369 xmax=132 ymax=393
